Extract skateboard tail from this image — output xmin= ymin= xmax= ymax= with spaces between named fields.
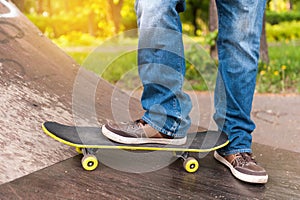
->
xmin=42 ymin=123 xmax=79 ymax=148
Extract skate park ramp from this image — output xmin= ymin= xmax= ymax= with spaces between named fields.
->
xmin=0 ymin=1 xmax=300 ymax=199
xmin=0 ymin=1 xmax=142 ymax=184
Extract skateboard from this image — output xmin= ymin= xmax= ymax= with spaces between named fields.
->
xmin=42 ymin=121 xmax=229 ymax=173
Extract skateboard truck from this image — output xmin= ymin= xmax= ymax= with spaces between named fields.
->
xmin=175 ymin=151 xmax=199 ymax=173
xmin=76 ymin=147 xmax=99 ymax=171
xmin=77 ymin=147 xmax=199 ymax=173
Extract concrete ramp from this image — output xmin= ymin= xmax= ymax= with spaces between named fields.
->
xmin=0 ymin=1 xmax=140 ymax=184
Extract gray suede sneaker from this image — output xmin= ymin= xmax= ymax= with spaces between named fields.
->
xmin=214 ymin=151 xmax=268 ymax=184
xmin=102 ymin=119 xmax=187 ymax=145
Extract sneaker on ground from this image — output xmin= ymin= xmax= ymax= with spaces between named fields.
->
xmin=102 ymin=119 xmax=187 ymax=145
xmin=214 ymin=151 xmax=268 ymax=184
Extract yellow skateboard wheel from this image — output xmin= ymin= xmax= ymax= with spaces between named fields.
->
xmin=75 ymin=147 xmax=83 ymax=154
xmin=183 ymin=157 xmax=199 ymax=173
xmin=81 ymin=155 xmax=98 ymax=171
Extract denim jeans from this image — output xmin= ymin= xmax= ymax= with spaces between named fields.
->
xmin=135 ymin=0 xmax=266 ymax=154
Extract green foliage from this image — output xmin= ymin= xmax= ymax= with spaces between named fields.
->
xmin=257 ymin=40 xmax=300 ymax=93
xmin=25 ymin=0 xmax=136 ymax=40
xmin=266 ymin=11 xmax=300 ymax=25
xmin=184 ymin=44 xmax=217 ymax=91
xmin=67 ymin=39 xmax=300 ymax=93
xmin=27 ymin=9 xmax=113 ymax=39
xmin=181 ymin=0 xmax=209 ymax=23
xmin=101 ymin=51 xmax=138 ymax=86
xmin=180 ymin=0 xmax=210 ymax=35
xmin=68 ymin=51 xmax=90 ymax=64
xmin=121 ymin=1 xmax=137 ymax=31
xmin=266 ymin=21 xmax=300 ymax=42
xmin=204 ymin=30 xmax=218 ymax=46
xmin=52 ymin=32 xmax=103 ymax=47
xmin=267 ymin=0 xmax=300 ymax=11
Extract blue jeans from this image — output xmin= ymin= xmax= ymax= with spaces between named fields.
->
xmin=136 ymin=0 xmax=266 ymax=154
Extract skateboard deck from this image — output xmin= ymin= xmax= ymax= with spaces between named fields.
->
xmin=42 ymin=121 xmax=229 ymax=172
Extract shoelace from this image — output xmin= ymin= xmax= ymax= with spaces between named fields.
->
xmin=235 ymin=153 xmax=257 ymax=166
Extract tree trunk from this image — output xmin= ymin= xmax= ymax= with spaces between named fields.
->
xmin=288 ymin=0 xmax=293 ymax=10
xmin=192 ymin=6 xmax=198 ymax=36
xmin=10 ymin=0 xmax=25 ymax=12
xmin=260 ymin=13 xmax=269 ymax=64
xmin=36 ymin=0 xmax=43 ymax=14
xmin=107 ymin=0 xmax=124 ymax=34
xmin=64 ymin=0 xmax=69 ymax=12
xmin=46 ymin=0 xmax=52 ymax=16
xmin=88 ymin=11 xmax=95 ymax=36
xmin=188 ymin=1 xmax=199 ymax=36
xmin=209 ymin=0 xmax=218 ymax=60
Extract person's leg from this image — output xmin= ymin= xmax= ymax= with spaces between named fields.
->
xmin=215 ymin=0 xmax=266 ymax=157
xmin=103 ymin=0 xmax=192 ymax=145
xmin=137 ymin=0 xmax=191 ymax=138
xmin=213 ymin=0 xmax=268 ymax=183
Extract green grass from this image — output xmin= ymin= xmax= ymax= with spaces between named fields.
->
xmin=99 ymin=51 xmax=139 ymax=90
xmin=257 ymin=40 xmax=300 ymax=93
xmin=64 ymin=40 xmax=300 ymax=93
xmin=68 ymin=52 xmax=90 ymax=64
xmin=68 ymin=47 xmax=140 ymax=91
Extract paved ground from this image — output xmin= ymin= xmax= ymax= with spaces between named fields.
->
xmin=189 ymin=92 xmax=300 ymax=153
xmin=1 ymin=143 xmax=299 ymax=200
xmin=252 ymin=94 xmax=300 ymax=153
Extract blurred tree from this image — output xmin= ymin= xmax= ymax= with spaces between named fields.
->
xmin=268 ymin=0 xmax=294 ymax=12
xmin=63 ymin=0 xmax=69 ymax=12
xmin=46 ymin=0 xmax=51 ymax=16
xmin=209 ymin=0 xmax=218 ymax=60
xmin=189 ymin=0 xmax=200 ymax=35
xmin=36 ymin=0 xmax=42 ymax=14
xmin=10 ymin=0 xmax=25 ymax=11
xmin=260 ymin=13 xmax=269 ymax=64
xmin=182 ymin=0 xmax=209 ymax=35
xmin=107 ymin=0 xmax=124 ymax=34
xmin=289 ymin=0 xmax=293 ymax=10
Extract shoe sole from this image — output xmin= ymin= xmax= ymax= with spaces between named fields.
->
xmin=214 ymin=151 xmax=268 ymax=184
xmin=102 ymin=125 xmax=187 ymax=145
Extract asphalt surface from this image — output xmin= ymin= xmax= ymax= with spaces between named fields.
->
xmin=189 ymin=92 xmax=300 ymax=153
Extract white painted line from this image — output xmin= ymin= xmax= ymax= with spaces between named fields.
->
xmin=0 ymin=0 xmax=19 ymax=18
